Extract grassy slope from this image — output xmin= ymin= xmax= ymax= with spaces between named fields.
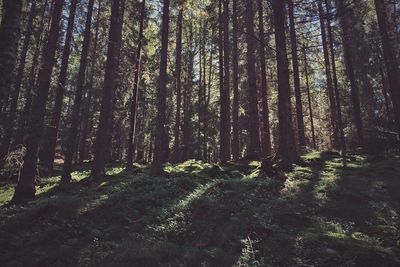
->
xmin=0 ymin=152 xmax=399 ymax=266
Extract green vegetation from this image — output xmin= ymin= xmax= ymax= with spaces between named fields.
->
xmin=1 ymin=152 xmax=400 ymax=266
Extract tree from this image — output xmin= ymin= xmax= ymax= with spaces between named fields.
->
xmin=61 ymin=0 xmax=96 ymax=185
xmin=219 ymin=0 xmax=231 ymax=162
xmin=11 ymin=0 xmax=65 ymax=203
xmin=126 ymin=0 xmax=146 ymax=168
xmin=272 ymin=0 xmax=297 ymax=167
xmin=231 ymin=0 xmax=240 ymax=160
xmin=91 ymin=0 xmax=125 ymax=178
xmin=172 ymin=1 xmax=184 ymax=163
xmin=151 ymin=0 xmax=170 ymax=174
xmin=288 ymin=0 xmax=306 ymax=148
xmin=244 ymin=0 xmax=261 ymax=159
xmin=257 ymin=0 xmax=272 ymax=156
xmin=0 ymin=0 xmax=23 ymax=111
xmin=374 ymin=0 xmax=400 ymax=132
xmin=39 ymin=0 xmax=79 ymax=172
xmin=0 ymin=1 xmax=36 ymax=168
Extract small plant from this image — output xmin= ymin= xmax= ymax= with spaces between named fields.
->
xmin=1 ymin=145 xmax=27 ymax=183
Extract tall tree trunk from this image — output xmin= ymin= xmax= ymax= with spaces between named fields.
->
xmin=257 ymin=0 xmax=272 ymax=157
xmin=325 ymin=0 xmax=346 ymax=156
xmin=245 ymin=0 xmax=261 ymax=159
xmin=303 ymin=45 xmax=316 ymax=149
xmin=151 ymin=0 xmax=170 ymax=174
xmin=288 ymin=0 xmax=306 ymax=148
xmin=126 ymin=0 xmax=146 ymax=168
xmin=336 ymin=0 xmax=364 ymax=144
xmin=11 ymin=0 xmax=64 ymax=204
xmin=0 ymin=2 xmax=36 ymax=167
xmin=61 ymin=0 xmax=95 ymax=184
xmin=374 ymin=0 xmax=400 ymax=132
xmin=91 ymin=0 xmax=124 ymax=178
xmin=15 ymin=0 xmax=50 ymax=146
xmin=219 ymin=0 xmax=231 ymax=162
xmin=0 ymin=0 xmax=23 ymax=111
xmin=231 ymin=0 xmax=240 ymax=160
xmin=78 ymin=0 xmax=102 ymax=164
xmin=39 ymin=0 xmax=79 ymax=172
xmin=318 ymin=0 xmax=339 ymax=148
xmin=172 ymin=3 xmax=183 ymax=163
xmin=272 ymin=0 xmax=297 ymax=167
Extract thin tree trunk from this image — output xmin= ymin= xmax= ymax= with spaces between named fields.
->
xmin=272 ymin=0 xmax=297 ymax=167
xmin=288 ymin=0 xmax=306 ymax=149
xmin=336 ymin=0 xmax=364 ymax=144
xmin=257 ymin=0 xmax=272 ymax=157
xmin=11 ymin=0 xmax=64 ymax=204
xmin=375 ymin=0 xmax=400 ymax=132
xmin=318 ymin=1 xmax=339 ymax=148
xmin=0 ymin=2 xmax=36 ymax=167
xmin=61 ymin=0 xmax=95 ymax=184
xmin=172 ymin=3 xmax=183 ymax=162
xmin=91 ymin=0 xmax=124 ymax=178
xmin=0 ymin=0 xmax=23 ymax=111
xmin=231 ymin=0 xmax=240 ymax=160
xmin=325 ymin=0 xmax=346 ymax=156
xmin=245 ymin=0 xmax=261 ymax=159
xmin=151 ymin=0 xmax=170 ymax=174
xmin=303 ymin=45 xmax=316 ymax=149
xmin=126 ymin=0 xmax=146 ymax=168
xmin=39 ymin=0 xmax=79 ymax=172
xmin=219 ymin=0 xmax=231 ymax=162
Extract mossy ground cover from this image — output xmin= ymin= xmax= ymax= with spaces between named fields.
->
xmin=0 ymin=152 xmax=399 ymax=266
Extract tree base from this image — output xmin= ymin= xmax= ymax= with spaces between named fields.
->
xmin=10 ymin=183 xmax=35 ymax=204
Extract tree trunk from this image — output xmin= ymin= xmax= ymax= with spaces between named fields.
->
xmin=374 ymin=0 xmax=400 ymax=132
xmin=61 ymin=0 xmax=95 ymax=184
xmin=318 ymin=1 xmax=339 ymax=149
xmin=336 ymin=0 xmax=364 ymax=144
xmin=172 ymin=3 xmax=183 ymax=163
xmin=272 ymin=0 xmax=297 ymax=167
xmin=151 ymin=0 xmax=170 ymax=174
xmin=91 ymin=0 xmax=124 ymax=178
xmin=303 ymin=45 xmax=316 ymax=149
xmin=0 ymin=2 xmax=36 ymax=168
xmin=245 ymin=0 xmax=261 ymax=159
xmin=126 ymin=0 xmax=146 ymax=168
xmin=288 ymin=0 xmax=306 ymax=149
xmin=11 ymin=0 xmax=64 ymax=204
xmin=231 ymin=0 xmax=240 ymax=161
xmin=0 ymin=0 xmax=23 ymax=111
xmin=257 ymin=0 xmax=272 ymax=157
xmin=219 ymin=0 xmax=231 ymax=162
xmin=325 ymin=0 xmax=346 ymax=156
xmin=39 ymin=0 xmax=78 ymax=172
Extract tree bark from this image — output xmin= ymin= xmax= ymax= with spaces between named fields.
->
xmin=91 ymin=0 xmax=124 ymax=178
xmin=126 ymin=0 xmax=146 ymax=168
xmin=245 ymin=0 xmax=261 ymax=159
xmin=272 ymin=0 xmax=297 ymax=167
xmin=219 ymin=0 xmax=231 ymax=162
xmin=61 ymin=0 xmax=95 ymax=184
xmin=336 ymin=0 xmax=364 ymax=144
xmin=172 ymin=3 xmax=183 ymax=163
xmin=11 ymin=0 xmax=65 ymax=204
xmin=0 ymin=0 xmax=23 ymax=111
xmin=303 ymin=45 xmax=316 ymax=149
xmin=0 ymin=2 xmax=36 ymax=168
xmin=151 ymin=0 xmax=170 ymax=174
xmin=288 ymin=0 xmax=306 ymax=149
xmin=374 ymin=0 xmax=400 ymax=132
xmin=39 ymin=0 xmax=79 ymax=172
xmin=231 ymin=0 xmax=240 ymax=161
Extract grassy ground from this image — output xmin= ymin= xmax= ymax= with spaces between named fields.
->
xmin=0 ymin=152 xmax=399 ymax=266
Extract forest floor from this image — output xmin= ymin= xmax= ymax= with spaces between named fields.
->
xmin=0 ymin=152 xmax=400 ymax=266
